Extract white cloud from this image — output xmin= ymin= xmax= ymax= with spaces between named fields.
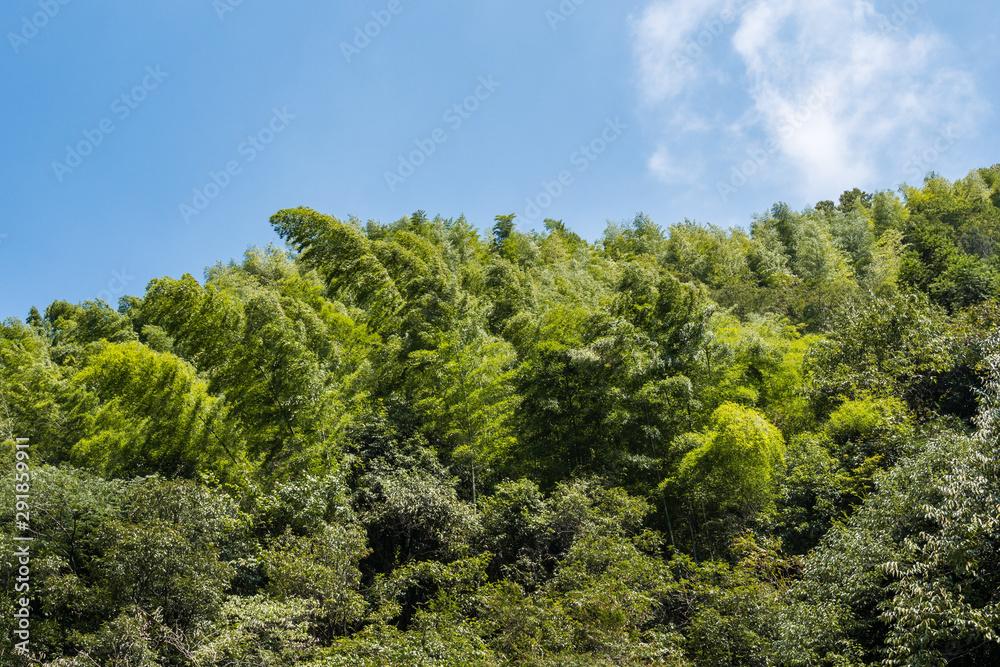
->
xmin=649 ymin=146 xmax=704 ymax=183
xmin=634 ymin=0 xmax=987 ymax=199
xmin=631 ymin=0 xmax=728 ymax=102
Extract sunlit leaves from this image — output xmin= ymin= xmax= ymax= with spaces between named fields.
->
xmin=68 ymin=342 xmax=245 ymax=479
xmin=678 ymin=403 xmax=786 ymax=519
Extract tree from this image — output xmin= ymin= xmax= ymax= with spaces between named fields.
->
xmin=806 ymin=291 xmax=975 ymax=419
xmin=677 ymin=403 xmax=786 ymax=521
xmin=68 ymin=341 xmax=246 ymax=479
xmin=264 ymin=523 xmax=369 ymax=637
xmin=270 ymin=207 xmax=404 ymax=328
xmin=491 ymin=213 xmax=516 ymax=249
xmin=137 ymin=269 xmax=364 ymax=472
xmin=410 ymin=327 xmax=519 ymax=504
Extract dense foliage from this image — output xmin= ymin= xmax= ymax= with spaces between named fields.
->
xmin=4 ymin=167 xmax=1000 ymax=665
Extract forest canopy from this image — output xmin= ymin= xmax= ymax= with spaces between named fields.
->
xmin=4 ymin=166 xmax=1000 ymax=665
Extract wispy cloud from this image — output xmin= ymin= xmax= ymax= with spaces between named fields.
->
xmin=649 ymin=146 xmax=704 ymax=184
xmin=632 ymin=0 xmax=729 ymax=102
xmin=634 ymin=0 xmax=988 ymax=199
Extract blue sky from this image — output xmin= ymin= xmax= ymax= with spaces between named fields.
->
xmin=1 ymin=0 xmax=997 ymax=319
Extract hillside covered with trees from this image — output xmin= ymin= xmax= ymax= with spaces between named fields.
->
xmin=5 ymin=166 xmax=1000 ymax=665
